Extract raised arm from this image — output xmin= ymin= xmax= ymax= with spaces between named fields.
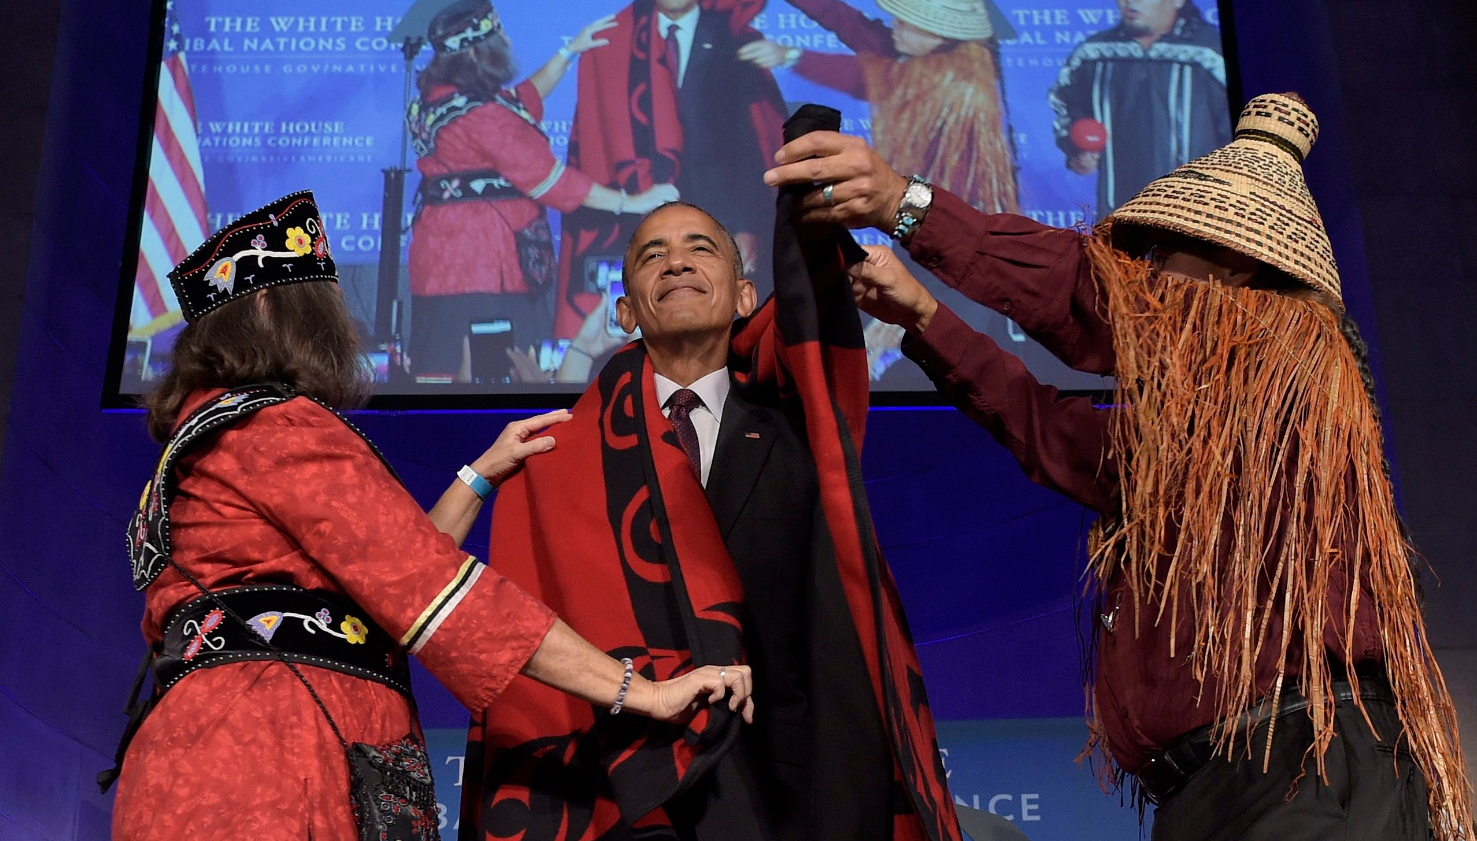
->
xmin=849 ymin=247 xmax=1117 ymax=512
xmin=527 ymin=14 xmax=617 ymax=99
xmin=903 ymin=302 xmax=1117 ymax=512
xmin=788 ymin=0 xmax=898 ymax=57
xmin=466 ymin=85 xmax=676 ymax=216
xmin=795 ymin=51 xmax=868 ymax=99
xmin=764 ymin=131 xmax=1116 ymax=374
xmin=426 ymin=409 xmax=571 ymax=545
xmin=905 ymin=188 xmax=1114 ymax=374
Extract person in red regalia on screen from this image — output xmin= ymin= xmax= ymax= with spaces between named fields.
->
xmin=551 ymin=0 xmax=788 ymax=339
xmin=406 ymin=0 xmax=678 ymax=380
xmin=104 ymin=191 xmax=752 ymax=841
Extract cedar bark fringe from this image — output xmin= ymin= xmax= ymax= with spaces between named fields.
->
xmin=860 ymin=42 xmax=1019 ymax=215
xmin=1082 ymin=230 xmax=1471 ymax=838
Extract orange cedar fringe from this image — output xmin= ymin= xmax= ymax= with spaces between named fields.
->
xmin=1083 ymin=231 xmax=1472 ymax=839
xmin=860 ymin=43 xmax=1019 ymax=215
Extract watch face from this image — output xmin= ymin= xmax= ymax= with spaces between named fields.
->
xmin=904 ymin=182 xmax=932 ymax=207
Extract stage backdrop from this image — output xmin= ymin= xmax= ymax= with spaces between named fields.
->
xmin=0 ymin=0 xmax=1388 ymax=840
xmin=111 ymin=0 xmax=1230 ymax=398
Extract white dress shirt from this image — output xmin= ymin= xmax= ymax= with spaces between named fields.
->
xmin=657 ymin=5 xmax=700 ymax=87
xmin=654 ymin=368 xmax=729 ymax=487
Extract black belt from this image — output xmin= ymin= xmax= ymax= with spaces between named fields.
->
xmin=1135 ymin=671 xmax=1396 ymax=805
xmin=156 ymin=585 xmax=412 ymax=697
xmin=99 ymin=585 xmax=412 ymax=793
xmin=418 ymin=169 xmax=524 ymax=205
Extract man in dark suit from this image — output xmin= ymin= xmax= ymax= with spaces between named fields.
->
xmin=615 ymin=201 xmax=896 ymax=841
xmin=653 ymin=0 xmax=784 ymax=289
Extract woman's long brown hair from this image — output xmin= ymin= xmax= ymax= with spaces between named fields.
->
xmin=144 ymin=281 xmax=371 ymax=442
xmin=415 ymin=37 xmax=517 ymax=102
xmin=1083 ymin=229 xmax=1471 ymax=837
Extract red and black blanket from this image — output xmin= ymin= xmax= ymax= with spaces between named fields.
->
xmin=552 ymin=0 xmax=787 ymax=336
xmin=464 ymin=107 xmax=959 ymax=841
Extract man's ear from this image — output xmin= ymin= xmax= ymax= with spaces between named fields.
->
xmin=616 ymin=294 xmax=638 ymax=334
xmin=734 ymin=279 xmax=758 ymax=319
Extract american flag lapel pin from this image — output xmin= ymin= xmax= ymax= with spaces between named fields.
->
xmin=745 ymin=432 xmax=761 ymax=439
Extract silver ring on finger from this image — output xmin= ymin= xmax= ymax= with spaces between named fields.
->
xmin=823 ymin=182 xmax=835 ymax=206
xmin=719 ymin=667 xmax=727 ymax=680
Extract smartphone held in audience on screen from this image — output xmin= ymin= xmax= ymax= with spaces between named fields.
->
xmin=539 ymin=339 xmax=571 ymax=372
xmin=585 ymin=256 xmax=621 ymax=295
xmin=468 ymin=320 xmax=514 ymax=384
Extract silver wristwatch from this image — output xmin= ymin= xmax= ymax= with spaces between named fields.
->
xmin=891 ymin=176 xmax=934 ymax=243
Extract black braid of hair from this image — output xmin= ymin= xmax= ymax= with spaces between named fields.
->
xmin=1336 ymin=311 xmax=1425 ymax=600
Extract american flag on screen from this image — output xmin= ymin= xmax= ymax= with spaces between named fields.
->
xmin=130 ymin=0 xmax=206 ymax=337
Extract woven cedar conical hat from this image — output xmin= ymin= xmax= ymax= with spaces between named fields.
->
xmin=878 ymin=0 xmax=992 ymax=41
xmin=1108 ymin=92 xmax=1341 ymax=301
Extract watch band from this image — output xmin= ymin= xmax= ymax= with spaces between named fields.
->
xmin=891 ymin=175 xmax=934 ymax=243
xmin=458 ymin=465 xmax=493 ymax=500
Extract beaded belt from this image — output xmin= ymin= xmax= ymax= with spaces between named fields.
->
xmin=418 ymin=169 xmax=524 ymax=205
xmin=156 ymin=585 xmax=412 ymax=699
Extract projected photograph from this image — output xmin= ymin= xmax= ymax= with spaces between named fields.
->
xmin=116 ymin=0 xmax=1232 ymax=399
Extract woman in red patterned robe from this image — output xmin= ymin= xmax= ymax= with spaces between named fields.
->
xmin=406 ymin=1 xmax=678 ymax=380
xmin=110 ymin=192 xmax=751 ymax=840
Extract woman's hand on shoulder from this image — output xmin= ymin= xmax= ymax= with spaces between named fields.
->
xmin=471 ymin=409 xmax=573 ymax=487
xmin=567 ymin=13 xmax=618 ymax=55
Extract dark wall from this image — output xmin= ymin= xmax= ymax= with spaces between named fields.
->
xmin=1324 ymin=0 xmax=1477 ymax=757
xmin=0 ymin=1 xmax=64 ymax=466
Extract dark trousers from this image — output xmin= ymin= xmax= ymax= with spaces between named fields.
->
xmin=1151 ymin=693 xmax=1431 ymax=841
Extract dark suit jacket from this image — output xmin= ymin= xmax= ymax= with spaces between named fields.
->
xmin=673 ymin=10 xmax=778 ymax=243
xmin=690 ymin=379 xmax=894 ymax=841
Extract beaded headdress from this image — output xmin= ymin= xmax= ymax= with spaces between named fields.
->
xmin=167 ymin=190 xmax=336 ymax=322
xmin=430 ymin=2 xmax=504 ymax=55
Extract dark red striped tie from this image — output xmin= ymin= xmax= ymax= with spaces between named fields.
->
xmin=664 ymin=23 xmax=682 ymax=86
xmin=666 ymin=388 xmax=703 ymax=476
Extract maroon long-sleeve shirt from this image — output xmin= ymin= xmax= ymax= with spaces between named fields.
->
xmin=900 ymin=189 xmax=1384 ymax=773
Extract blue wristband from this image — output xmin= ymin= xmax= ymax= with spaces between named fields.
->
xmin=458 ymin=465 xmax=493 ymax=500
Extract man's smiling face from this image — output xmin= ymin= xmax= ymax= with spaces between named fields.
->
xmin=617 ymin=204 xmax=756 ymax=341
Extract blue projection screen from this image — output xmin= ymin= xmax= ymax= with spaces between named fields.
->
xmin=108 ymin=0 xmax=1233 ymax=404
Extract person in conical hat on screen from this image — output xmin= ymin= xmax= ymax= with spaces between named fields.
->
xmin=106 ymin=191 xmax=751 ymax=841
xmin=738 ymin=0 xmax=1018 ymax=383
xmin=740 ymin=0 xmax=1017 ymax=216
xmin=763 ymin=93 xmax=1472 ymax=839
